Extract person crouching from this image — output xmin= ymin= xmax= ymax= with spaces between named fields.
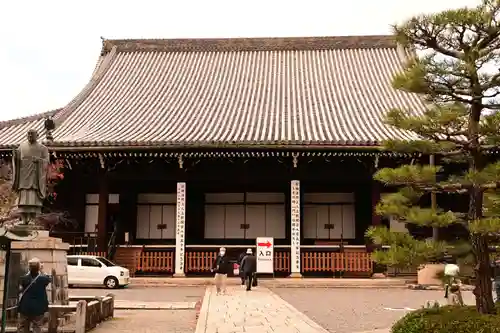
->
xmin=240 ymin=249 xmax=257 ymax=291
xmin=211 ymin=247 xmax=231 ymax=295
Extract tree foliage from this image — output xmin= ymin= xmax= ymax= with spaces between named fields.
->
xmin=366 ymin=0 xmax=500 ymax=314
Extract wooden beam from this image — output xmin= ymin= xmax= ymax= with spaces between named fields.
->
xmin=97 ymin=173 xmax=108 ymax=252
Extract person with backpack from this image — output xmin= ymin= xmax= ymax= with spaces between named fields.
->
xmin=240 ymin=248 xmax=257 ymax=291
xmin=17 ymin=258 xmax=52 ymax=333
xmin=237 ymin=251 xmax=247 ymax=286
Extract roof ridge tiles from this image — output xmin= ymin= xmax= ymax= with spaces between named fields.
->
xmin=101 ymin=35 xmax=397 ymax=54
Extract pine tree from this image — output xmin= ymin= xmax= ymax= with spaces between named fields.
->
xmin=366 ymin=0 xmax=500 ymax=314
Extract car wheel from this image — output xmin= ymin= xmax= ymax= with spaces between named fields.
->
xmin=104 ymin=276 xmax=119 ymax=289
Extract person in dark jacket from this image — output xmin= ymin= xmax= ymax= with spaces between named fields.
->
xmin=237 ymin=251 xmax=247 ymax=286
xmin=18 ymin=258 xmax=52 ymax=333
xmin=211 ymin=247 xmax=231 ymax=295
xmin=240 ymin=248 xmax=257 ymax=291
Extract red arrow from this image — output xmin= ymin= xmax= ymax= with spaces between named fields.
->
xmin=258 ymin=241 xmax=272 ymax=248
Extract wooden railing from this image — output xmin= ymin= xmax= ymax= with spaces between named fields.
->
xmin=52 ymin=232 xmax=113 ymax=253
xmin=301 ymin=248 xmax=373 ymax=274
xmin=274 ymin=250 xmax=290 ymax=272
xmin=185 ymin=250 xmax=218 ymax=273
xmin=110 ymin=245 xmax=373 ymax=275
xmin=136 ymin=250 xmax=174 ymax=273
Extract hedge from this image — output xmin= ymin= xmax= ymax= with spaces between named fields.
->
xmin=391 ymin=304 xmax=500 ymax=333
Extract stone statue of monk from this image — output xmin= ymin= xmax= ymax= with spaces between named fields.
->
xmin=12 ymin=130 xmax=50 ymax=224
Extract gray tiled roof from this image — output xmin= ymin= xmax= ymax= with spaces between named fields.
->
xmin=0 ymin=109 xmax=61 ymax=148
xmin=2 ymin=36 xmax=425 ymax=149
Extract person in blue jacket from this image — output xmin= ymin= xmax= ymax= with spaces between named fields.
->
xmin=17 ymin=258 xmax=52 ymax=333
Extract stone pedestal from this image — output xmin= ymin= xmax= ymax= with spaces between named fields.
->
xmin=11 ymin=232 xmax=70 ymax=305
xmin=417 ymin=263 xmax=445 ymax=286
xmin=288 ymin=272 xmax=303 ymax=278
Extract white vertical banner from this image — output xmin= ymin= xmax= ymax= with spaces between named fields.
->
xmin=175 ymin=182 xmax=186 ymax=276
xmin=290 ymin=180 xmax=301 ymax=274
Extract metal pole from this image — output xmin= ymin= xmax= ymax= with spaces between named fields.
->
xmin=430 ymin=154 xmax=438 ymax=241
xmin=1 ymin=241 xmax=12 ymax=333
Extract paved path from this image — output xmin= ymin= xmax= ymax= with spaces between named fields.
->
xmin=93 ymin=310 xmax=197 ymax=333
xmin=195 ymin=286 xmax=329 ymax=333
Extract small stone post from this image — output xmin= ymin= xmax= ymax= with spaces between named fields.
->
xmin=75 ymin=300 xmax=87 ymax=333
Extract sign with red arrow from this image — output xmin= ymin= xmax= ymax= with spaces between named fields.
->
xmin=256 ymin=237 xmax=274 ymax=273
xmin=257 ymin=240 xmax=272 ymax=248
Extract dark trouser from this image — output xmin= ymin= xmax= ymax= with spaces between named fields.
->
xmin=245 ymin=273 xmax=254 ymax=290
xmin=18 ymin=314 xmax=44 ymax=333
xmin=245 ymin=273 xmax=257 ymax=290
xmin=240 ymin=275 xmax=245 ymax=285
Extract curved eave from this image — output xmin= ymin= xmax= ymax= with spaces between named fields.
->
xmin=0 ymin=108 xmax=62 ymax=148
xmin=46 ymin=140 xmax=383 ymax=150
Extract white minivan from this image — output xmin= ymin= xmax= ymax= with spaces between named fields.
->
xmin=67 ymin=255 xmax=130 ymax=289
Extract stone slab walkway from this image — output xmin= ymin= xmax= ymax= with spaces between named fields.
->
xmin=195 ymin=286 xmax=330 ymax=333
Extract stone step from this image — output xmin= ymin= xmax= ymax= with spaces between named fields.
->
xmin=130 ymin=277 xmax=408 ymax=288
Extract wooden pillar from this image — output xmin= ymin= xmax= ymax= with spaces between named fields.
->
xmin=174 ymin=182 xmax=186 ymax=277
xmin=371 ymin=181 xmax=381 ymax=226
xmin=290 ymin=180 xmax=302 ymax=278
xmin=97 ymin=174 xmax=108 ymax=252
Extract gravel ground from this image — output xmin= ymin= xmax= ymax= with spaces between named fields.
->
xmin=94 ymin=310 xmax=197 ymax=333
xmin=69 ymin=286 xmax=205 ymax=302
xmin=272 ymin=288 xmax=476 ymax=333
xmin=70 ymin=286 xmax=481 ymax=333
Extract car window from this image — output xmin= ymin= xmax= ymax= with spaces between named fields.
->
xmin=81 ymin=258 xmax=102 ymax=267
xmin=67 ymin=258 xmax=78 ymax=266
xmin=97 ymin=257 xmax=115 ymax=267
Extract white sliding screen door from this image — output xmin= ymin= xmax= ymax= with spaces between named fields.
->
xmin=302 ymin=193 xmax=356 ymax=240
xmin=204 ymin=192 xmax=285 ymax=239
xmin=136 ymin=193 xmax=176 ymax=239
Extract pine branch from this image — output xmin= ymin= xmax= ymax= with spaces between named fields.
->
xmin=469 ymin=217 xmax=500 ymax=235
xmin=366 ymin=226 xmax=449 ymax=268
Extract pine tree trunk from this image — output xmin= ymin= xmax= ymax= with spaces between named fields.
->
xmin=468 ymin=104 xmax=495 ymax=314
xmin=471 ymin=233 xmax=495 ymax=314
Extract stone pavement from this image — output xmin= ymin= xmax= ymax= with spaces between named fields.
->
xmin=195 ymin=286 xmax=330 ymax=333
xmin=93 ymin=310 xmax=197 ymax=333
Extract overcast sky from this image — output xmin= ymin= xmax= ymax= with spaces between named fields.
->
xmin=0 ymin=0 xmax=480 ymax=121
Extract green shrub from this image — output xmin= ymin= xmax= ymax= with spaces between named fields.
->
xmin=391 ymin=304 xmax=500 ymax=333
